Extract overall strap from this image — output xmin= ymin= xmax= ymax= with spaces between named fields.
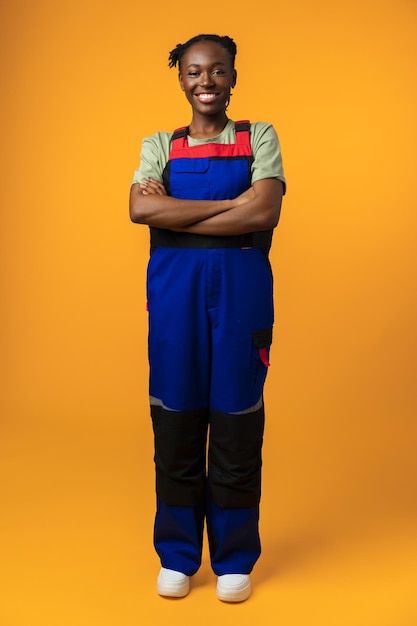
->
xmin=234 ymin=120 xmax=251 ymax=146
xmin=169 ymin=121 xmax=251 ymax=155
xmin=170 ymin=126 xmax=188 ymax=151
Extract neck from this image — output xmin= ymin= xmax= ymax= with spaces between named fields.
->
xmin=188 ymin=114 xmax=229 ymax=139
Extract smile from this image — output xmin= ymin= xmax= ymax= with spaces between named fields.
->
xmin=195 ymin=93 xmax=219 ymax=102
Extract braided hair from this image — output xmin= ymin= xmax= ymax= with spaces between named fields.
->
xmin=168 ymin=34 xmax=237 ymax=70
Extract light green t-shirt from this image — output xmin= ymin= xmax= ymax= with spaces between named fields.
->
xmin=132 ymin=119 xmax=286 ymax=192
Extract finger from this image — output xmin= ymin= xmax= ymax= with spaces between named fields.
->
xmin=139 ymin=183 xmax=152 ymax=195
xmin=146 ymin=179 xmax=167 ymax=196
xmin=139 ymin=180 xmax=159 ymax=195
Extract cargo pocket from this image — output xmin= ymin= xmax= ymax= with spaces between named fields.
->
xmin=169 ymin=157 xmax=210 ymax=200
xmin=252 ymin=327 xmax=273 ymax=386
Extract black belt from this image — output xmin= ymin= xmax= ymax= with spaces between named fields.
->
xmin=150 ymin=227 xmax=254 ymax=250
xmin=149 ymin=227 xmax=273 ymax=258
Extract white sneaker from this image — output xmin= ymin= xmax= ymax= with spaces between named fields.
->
xmin=157 ymin=567 xmax=190 ymax=598
xmin=216 ymin=574 xmax=251 ymax=602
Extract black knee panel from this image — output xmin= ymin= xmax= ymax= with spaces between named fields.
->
xmin=151 ymin=405 xmax=209 ymax=507
xmin=208 ymin=406 xmax=265 ymax=508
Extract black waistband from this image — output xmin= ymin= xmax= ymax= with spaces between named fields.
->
xmin=150 ymin=228 xmax=253 ymax=251
xmin=150 ymin=227 xmax=272 ymax=257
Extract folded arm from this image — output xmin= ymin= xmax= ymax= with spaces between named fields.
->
xmin=129 ymin=177 xmax=283 ymax=235
xmin=129 ymin=180 xmax=234 ymax=229
xmin=177 ymin=178 xmax=284 ymax=236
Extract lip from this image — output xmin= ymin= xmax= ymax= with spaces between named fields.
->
xmin=194 ymin=92 xmax=220 ymax=102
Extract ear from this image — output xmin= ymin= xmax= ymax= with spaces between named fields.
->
xmin=232 ymin=69 xmax=237 ymax=88
xmin=179 ymin=72 xmax=184 ymax=91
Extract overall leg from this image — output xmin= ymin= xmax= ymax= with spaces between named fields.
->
xmin=206 ymin=248 xmax=274 ymax=575
xmin=147 ymin=248 xmax=210 ymax=575
xmin=152 ymin=407 xmax=207 ymax=575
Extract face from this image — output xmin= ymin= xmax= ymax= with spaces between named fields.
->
xmin=179 ymin=41 xmax=237 ymax=117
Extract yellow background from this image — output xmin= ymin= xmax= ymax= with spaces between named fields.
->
xmin=1 ymin=1 xmax=416 ymax=624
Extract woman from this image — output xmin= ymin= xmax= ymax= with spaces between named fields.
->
xmin=130 ymin=34 xmax=286 ymax=602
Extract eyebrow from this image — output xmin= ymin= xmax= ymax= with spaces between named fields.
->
xmin=185 ymin=61 xmax=226 ymax=69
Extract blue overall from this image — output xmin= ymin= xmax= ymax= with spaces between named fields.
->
xmin=147 ymin=121 xmax=274 ymax=576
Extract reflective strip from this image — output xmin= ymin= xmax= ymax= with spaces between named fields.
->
xmin=150 ymin=395 xmax=263 ymax=416
xmin=149 ymin=395 xmax=180 ymax=412
xmin=229 ymin=395 xmax=263 ymax=415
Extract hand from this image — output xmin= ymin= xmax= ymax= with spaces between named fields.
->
xmin=234 ymin=186 xmax=255 ymax=206
xmin=139 ymin=178 xmax=167 ymax=196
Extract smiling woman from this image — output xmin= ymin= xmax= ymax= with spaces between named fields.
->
xmin=176 ymin=38 xmax=236 ymax=121
xmin=129 ymin=33 xmax=286 ymax=603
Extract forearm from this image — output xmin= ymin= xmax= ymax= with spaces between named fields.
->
xmin=177 ymin=203 xmax=279 ymax=236
xmin=177 ymin=179 xmax=283 ymax=236
xmin=129 ymin=183 xmax=233 ymax=228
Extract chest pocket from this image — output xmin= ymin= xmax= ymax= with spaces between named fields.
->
xmin=169 ymin=158 xmax=210 ymax=200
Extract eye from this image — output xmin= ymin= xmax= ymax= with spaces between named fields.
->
xmin=187 ymin=71 xmax=199 ymax=77
xmin=212 ymin=70 xmax=225 ymax=76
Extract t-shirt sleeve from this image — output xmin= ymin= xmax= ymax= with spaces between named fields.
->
xmin=251 ymin=123 xmax=286 ymax=193
xmin=131 ymin=132 xmax=171 ymax=185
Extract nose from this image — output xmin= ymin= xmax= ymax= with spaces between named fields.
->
xmin=199 ymin=71 xmax=214 ymax=87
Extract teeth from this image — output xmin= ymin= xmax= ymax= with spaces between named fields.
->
xmin=197 ymin=94 xmax=216 ymax=100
